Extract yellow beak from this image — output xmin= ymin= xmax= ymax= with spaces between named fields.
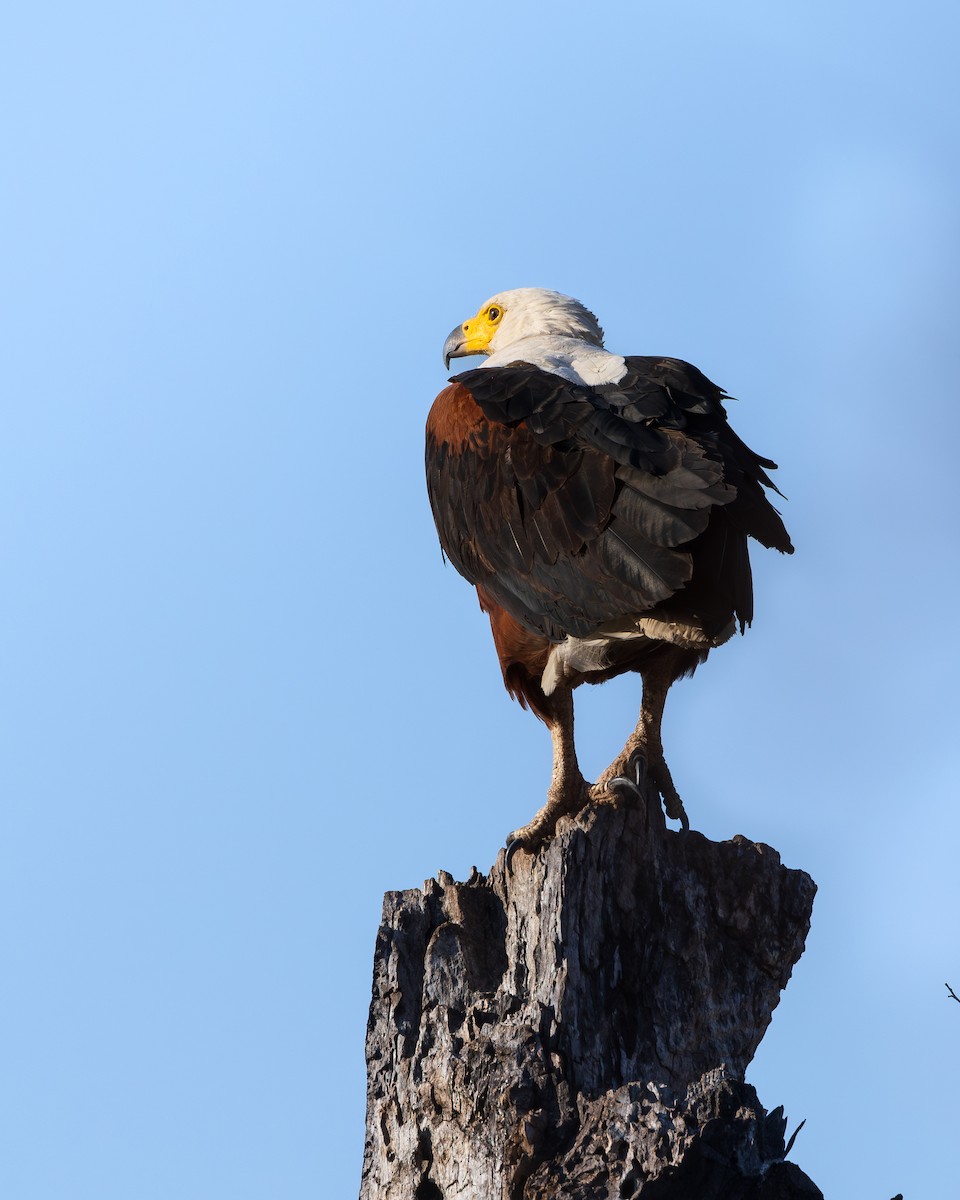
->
xmin=442 ymin=314 xmax=497 ymax=369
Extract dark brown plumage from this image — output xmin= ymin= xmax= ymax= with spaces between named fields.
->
xmin=426 ymin=302 xmax=792 ymax=853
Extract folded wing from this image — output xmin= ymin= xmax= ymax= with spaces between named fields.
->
xmin=425 ymin=359 xmax=792 ymax=644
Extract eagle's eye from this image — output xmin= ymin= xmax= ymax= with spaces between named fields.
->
xmin=488 ymin=306 xmax=501 ymax=322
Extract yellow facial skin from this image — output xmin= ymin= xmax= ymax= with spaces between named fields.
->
xmin=458 ymin=302 xmax=504 ymax=355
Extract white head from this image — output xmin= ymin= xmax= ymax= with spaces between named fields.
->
xmin=443 ymin=288 xmax=605 ymax=368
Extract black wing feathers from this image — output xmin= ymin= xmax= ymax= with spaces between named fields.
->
xmin=425 ymin=357 xmax=791 ymax=643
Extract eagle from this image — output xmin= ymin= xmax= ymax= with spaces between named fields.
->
xmin=425 ymin=288 xmax=792 ymax=853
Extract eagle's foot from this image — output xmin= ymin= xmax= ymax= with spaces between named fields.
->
xmin=590 ymin=746 xmax=648 ymax=807
xmin=505 ymin=781 xmax=590 ymax=869
xmin=592 ymin=749 xmax=690 ymax=831
xmin=652 ymin=760 xmax=690 ymax=831
xmin=601 ymin=749 xmax=650 ymax=805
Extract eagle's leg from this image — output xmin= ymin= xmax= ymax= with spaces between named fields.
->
xmin=591 ymin=663 xmax=689 ymax=829
xmin=507 ymin=685 xmax=590 ymax=853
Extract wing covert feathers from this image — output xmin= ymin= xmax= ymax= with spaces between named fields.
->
xmin=425 ymin=358 xmax=792 ymax=643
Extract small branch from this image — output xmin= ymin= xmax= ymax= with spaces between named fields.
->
xmin=784 ymin=1118 xmax=806 ymax=1156
xmin=946 ymin=983 xmax=960 ymax=1005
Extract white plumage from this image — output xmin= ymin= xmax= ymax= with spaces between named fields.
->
xmin=479 ymin=289 xmax=629 ymax=386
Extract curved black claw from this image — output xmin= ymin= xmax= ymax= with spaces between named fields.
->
xmin=660 ymin=781 xmax=690 ymax=831
xmin=606 ymin=774 xmax=642 ymax=803
xmin=609 ymin=751 xmax=691 ymax=832
xmin=606 ymin=749 xmax=649 ymax=803
xmin=504 ymin=837 xmax=527 ymax=875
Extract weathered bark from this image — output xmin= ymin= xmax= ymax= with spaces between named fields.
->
xmin=360 ymin=784 xmax=820 ymax=1199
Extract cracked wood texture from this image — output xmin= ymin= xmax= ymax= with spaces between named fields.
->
xmin=360 ymin=787 xmax=821 ymax=1199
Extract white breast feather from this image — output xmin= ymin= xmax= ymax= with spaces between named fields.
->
xmin=482 ymin=335 xmax=627 ymax=387
xmin=541 ymin=619 xmax=736 ymax=695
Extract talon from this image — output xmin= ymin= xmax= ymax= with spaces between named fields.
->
xmin=606 ymin=773 xmax=643 ymax=803
xmin=652 ymin=764 xmax=690 ymax=831
xmin=504 ymin=837 xmax=527 ymax=874
xmin=600 ymin=748 xmax=649 ymax=805
xmin=505 ymin=775 xmax=591 ymax=867
xmin=597 ymin=745 xmax=691 ymax=830
xmin=629 ymin=750 xmax=648 ymax=789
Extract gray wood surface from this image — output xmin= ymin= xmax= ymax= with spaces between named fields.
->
xmin=360 ymin=787 xmax=821 ymax=1198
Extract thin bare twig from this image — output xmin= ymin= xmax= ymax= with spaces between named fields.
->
xmin=784 ymin=1118 xmax=806 ymax=1156
xmin=945 ymin=983 xmax=960 ymax=1004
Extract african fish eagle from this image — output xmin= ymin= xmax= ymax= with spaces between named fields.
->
xmin=425 ymin=288 xmax=793 ymax=853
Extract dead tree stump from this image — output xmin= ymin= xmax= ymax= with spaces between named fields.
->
xmin=360 ymin=784 xmax=821 ymax=1199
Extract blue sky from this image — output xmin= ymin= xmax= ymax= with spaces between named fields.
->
xmin=1 ymin=1 xmax=958 ymax=1196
